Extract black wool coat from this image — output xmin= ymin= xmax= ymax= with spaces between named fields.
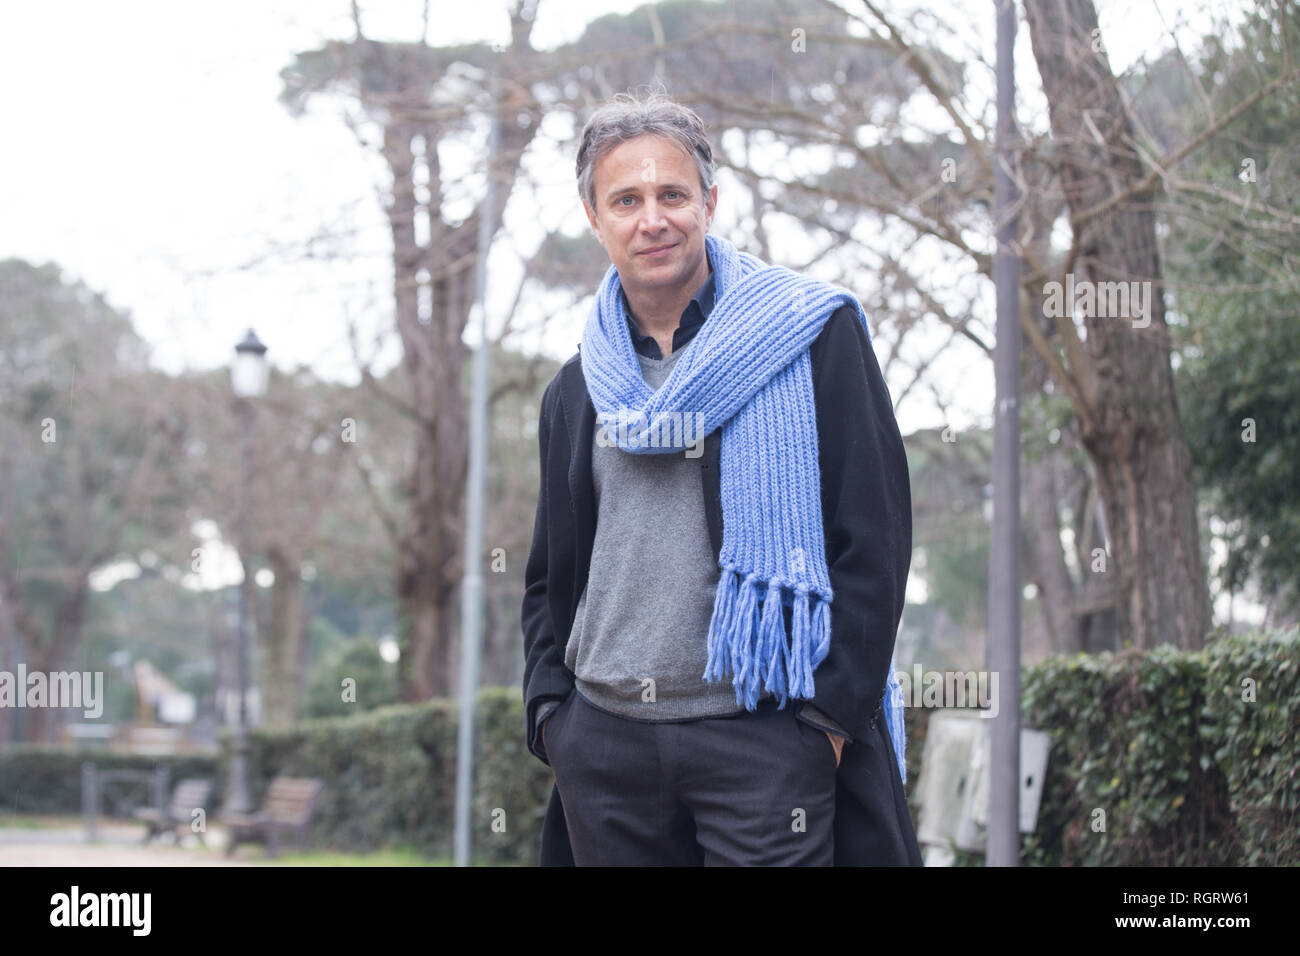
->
xmin=521 ymin=302 xmax=924 ymax=866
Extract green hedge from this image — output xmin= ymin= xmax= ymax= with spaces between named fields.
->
xmin=225 ymin=686 xmax=551 ymax=865
xmin=0 ymin=749 xmax=219 ymax=815
xmin=936 ymin=627 xmax=1297 ymax=866
xmin=1203 ymin=628 xmax=1300 ymax=864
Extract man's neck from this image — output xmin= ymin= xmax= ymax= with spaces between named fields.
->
xmin=625 ymin=257 xmax=711 ymax=358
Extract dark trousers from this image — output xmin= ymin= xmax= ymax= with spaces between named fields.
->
xmin=545 ymin=689 xmax=838 ymax=866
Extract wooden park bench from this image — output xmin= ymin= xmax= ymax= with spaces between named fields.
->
xmin=134 ymin=778 xmax=213 ymax=846
xmin=220 ymin=777 xmax=324 ymax=858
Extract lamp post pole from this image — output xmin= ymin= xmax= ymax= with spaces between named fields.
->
xmin=226 ymin=328 xmax=268 ymax=816
xmin=989 ymin=0 xmax=1022 ymax=867
xmin=453 ymin=72 xmax=500 ymax=868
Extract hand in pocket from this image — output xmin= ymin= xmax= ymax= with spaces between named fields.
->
xmin=826 ymin=731 xmax=844 ymax=768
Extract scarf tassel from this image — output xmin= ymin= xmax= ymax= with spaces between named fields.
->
xmin=886 ymin=667 xmax=908 ymax=785
xmin=729 ymin=574 xmax=761 ymax=707
xmin=810 ymin=595 xmax=831 ymax=670
xmin=757 ymin=579 xmax=787 ymax=706
xmin=705 ymin=568 xmax=738 ymax=681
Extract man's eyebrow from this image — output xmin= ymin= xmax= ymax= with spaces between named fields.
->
xmin=603 ymin=182 xmax=694 ymax=203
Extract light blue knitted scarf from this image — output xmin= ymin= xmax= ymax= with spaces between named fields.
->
xmin=581 ymin=232 xmax=907 ymax=783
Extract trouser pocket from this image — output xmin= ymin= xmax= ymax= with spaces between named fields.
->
xmin=792 ymin=711 xmax=839 ymax=773
xmin=544 ymin=690 xmax=578 ymax=759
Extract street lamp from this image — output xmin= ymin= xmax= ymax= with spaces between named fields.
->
xmin=232 ymin=329 xmax=270 ymax=399
xmin=225 ymin=328 xmax=267 ymax=816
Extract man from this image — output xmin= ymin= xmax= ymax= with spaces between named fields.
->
xmin=521 ymin=91 xmax=921 ymax=866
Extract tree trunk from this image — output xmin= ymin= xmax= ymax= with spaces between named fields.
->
xmin=264 ymin=546 xmax=304 ymax=727
xmin=22 ymin=582 xmax=91 ymax=743
xmin=1024 ymin=0 xmax=1211 ymax=650
xmin=382 ymin=116 xmax=469 ymax=701
xmin=1021 ymin=282 xmax=1085 ymax=655
xmin=375 ymin=12 xmax=541 ymax=700
xmin=1023 ymin=449 xmax=1083 ymax=655
xmin=397 ymin=557 xmax=456 ymax=701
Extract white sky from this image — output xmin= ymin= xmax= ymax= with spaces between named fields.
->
xmin=0 ymin=0 xmax=1234 ymax=438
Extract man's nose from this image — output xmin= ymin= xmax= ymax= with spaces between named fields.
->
xmin=639 ymin=197 xmax=668 ymax=232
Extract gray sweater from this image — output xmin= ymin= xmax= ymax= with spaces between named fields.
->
xmin=564 ymin=342 xmax=761 ymax=719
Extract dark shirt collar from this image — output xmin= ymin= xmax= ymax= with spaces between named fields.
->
xmin=625 ymin=250 xmax=716 ymax=360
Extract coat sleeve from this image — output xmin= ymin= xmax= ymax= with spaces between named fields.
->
xmin=800 ymin=303 xmax=912 ymax=745
xmin=521 ymin=377 xmax=575 ymax=766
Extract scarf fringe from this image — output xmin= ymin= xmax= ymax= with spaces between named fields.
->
xmin=705 ymin=566 xmax=908 ymax=785
xmin=706 ymin=567 xmax=830 ymax=709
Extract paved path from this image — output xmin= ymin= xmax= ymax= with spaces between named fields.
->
xmin=0 ymin=826 xmax=254 ymax=866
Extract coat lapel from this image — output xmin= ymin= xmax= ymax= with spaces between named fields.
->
xmin=562 ymin=356 xmax=597 ymax=624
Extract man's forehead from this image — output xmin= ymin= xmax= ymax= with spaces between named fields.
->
xmin=595 ymin=138 xmax=695 ymax=186
xmin=595 ymin=136 xmax=691 ymax=170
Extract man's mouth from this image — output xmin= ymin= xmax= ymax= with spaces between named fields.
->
xmin=639 ymin=243 xmax=677 ymax=257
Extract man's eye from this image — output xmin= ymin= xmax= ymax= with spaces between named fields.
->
xmin=618 ymin=196 xmax=635 ymax=206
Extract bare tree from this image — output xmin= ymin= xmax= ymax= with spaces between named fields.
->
xmin=280 ymin=1 xmax=547 ymax=698
xmin=0 ymin=260 xmax=189 ymax=741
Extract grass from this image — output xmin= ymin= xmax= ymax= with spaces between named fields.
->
xmin=239 ymin=846 xmax=448 ymax=866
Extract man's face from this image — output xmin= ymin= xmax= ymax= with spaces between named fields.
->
xmin=583 ymin=133 xmax=717 ymax=297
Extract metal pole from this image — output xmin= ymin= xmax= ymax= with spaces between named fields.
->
xmin=453 ymin=72 xmax=500 ymax=867
xmin=988 ymin=0 xmax=1022 ymax=867
xmin=153 ymin=764 xmax=169 ymax=814
xmin=82 ymin=761 xmax=96 ymax=843
xmin=224 ymin=400 xmax=254 ymax=815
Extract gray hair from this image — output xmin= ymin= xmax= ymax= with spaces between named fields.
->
xmin=575 ymin=90 xmax=716 ymax=213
